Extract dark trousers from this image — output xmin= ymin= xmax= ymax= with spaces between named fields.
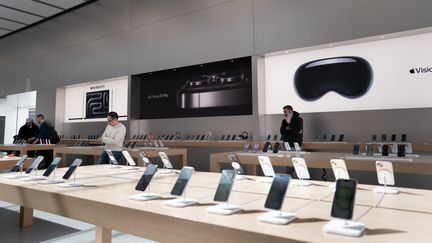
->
xmin=98 ymin=151 xmax=122 ymax=164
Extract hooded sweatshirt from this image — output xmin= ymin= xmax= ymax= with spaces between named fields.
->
xmin=280 ymin=111 xmax=303 ymax=146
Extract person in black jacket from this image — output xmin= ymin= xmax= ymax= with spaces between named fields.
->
xmin=280 ymin=105 xmax=303 ymax=147
xmin=18 ymin=118 xmax=39 ymax=144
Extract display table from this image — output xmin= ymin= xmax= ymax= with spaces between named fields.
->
xmin=0 ymin=144 xmax=65 ymax=156
xmin=0 ymin=156 xmax=33 ymax=171
xmin=210 ymin=151 xmax=432 ymax=175
xmin=0 ymin=165 xmax=431 ymax=243
xmin=53 ymin=146 xmax=187 ymax=167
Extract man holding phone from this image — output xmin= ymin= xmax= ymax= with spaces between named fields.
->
xmin=280 ymin=105 xmax=303 ymax=147
xmin=98 ymin=112 xmax=126 ymax=164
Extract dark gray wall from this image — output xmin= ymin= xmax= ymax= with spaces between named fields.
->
xmin=0 ymin=0 xmax=432 ymax=141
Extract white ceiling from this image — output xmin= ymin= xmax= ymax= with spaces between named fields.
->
xmin=0 ymin=0 xmax=89 ymax=38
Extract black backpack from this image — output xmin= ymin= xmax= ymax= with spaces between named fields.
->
xmin=48 ymin=126 xmax=60 ymax=144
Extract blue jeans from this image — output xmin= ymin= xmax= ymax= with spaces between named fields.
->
xmin=98 ymin=151 xmax=122 ymax=164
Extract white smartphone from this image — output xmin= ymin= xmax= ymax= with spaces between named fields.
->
xmin=375 ymin=161 xmax=395 ymax=186
xmin=283 ymin=142 xmax=291 ymax=151
xmin=122 ymin=151 xmax=136 ymax=166
xmin=258 ymin=156 xmax=275 ymax=177
xmin=106 ymin=150 xmax=119 ymax=165
xmin=293 ymin=142 xmax=301 ymax=151
xmin=159 ymin=151 xmax=173 ymax=169
xmin=330 ymin=159 xmax=349 ymax=180
xmin=292 ymin=158 xmax=310 ymax=180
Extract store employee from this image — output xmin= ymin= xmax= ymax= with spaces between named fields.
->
xmin=280 ymin=105 xmax=303 ymax=147
xmin=98 ymin=111 xmax=126 ymax=164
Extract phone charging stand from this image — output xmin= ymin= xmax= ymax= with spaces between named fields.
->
xmin=123 ymin=166 xmax=139 ymax=170
xmin=158 ymin=169 xmax=174 ymax=174
xmin=258 ymin=211 xmax=297 ymax=225
xmin=206 ymin=203 xmax=242 ymax=215
xmin=235 ymin=174 xmax=247 ymax=180
xmin=6 ymin=174 xmax=30 ymax=179
xmin=294 ymin=179 xmax=312 ymax=186
xmin=129 ymin=192 xmax=161 ymax=201
xmin=21 ymin=176 xmax=47 ymax=181
xmin=257 ymin=177 xmax=273 ymax=183
xmin=323 ymin=219 xmax=365 ymax=237
xmin=373 ymin=186 xmax=399 ymax=194
xmin=58 ymin=181 xmax=84 ymax=188
xmin=164 ymin=197 xmax=198 ymax=208
xmin=105 ymin=164 xmax=121 ymax=169
xmin=39 ymin=179 xmax=64 ymax=185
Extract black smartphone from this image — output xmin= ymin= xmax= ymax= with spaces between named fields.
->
xmin=266 ymin=135 xmax=271 ymax=141
xmin=338 ymin=134 xmax=344 ymax=142
xmin=42 ymin=157 xmax=62 ymax=177
xmin=243 ymin=143 xmax=250 ymax=152
xmin=322 ymin=134 xmax=327 ymax=142
xmin=25 ymin=156 xmax=44 ymax=174
xmin=135 ymin=164 xmax=158 ymax=191
xmin=391 ymin=134 xmax=396 ymax=142
xmin=201 ymin=135 xmax=206 ymax=140
xmin=62 ymin=159 xmax=83 ymax=179
xmin=366 ymin=144 xmax=374 ymax=156
xmin=381 ymin=134 xmax=387 ymax=142
xmin=352 ymin=144 xmax=360 ymax=155
xmin=397 ymin=144 xmax=406 ymax=157
xmin=220 ymin=135 xmax=225 ymax=141
xmin=372 ymin=134 xmax=377 ymax=142
xmin=330 ymin=134 xmax=336 ymax=142
xmin=272 ymin=142 xmax=280 ymax=153
xmin=171 ymin=166 xmax=194 ymax=196
xmin=226 ymin=135 xmax=231 ymax=141
xmin=273 ymin=135 xmax=278 ymax=141
xmin=169 ymin=135 xmax=174 ymax=140
xmin=232 ymin=135 xmax=237 ymax=141
xmin=381 ymin=144 xmax=389 ymax=156
xmin=123 ymin=141 xmax=131 ymax=148
xmin=186 ymin=135 xmax=191 ymax=140
xmin=10 ymin=155 xmax=28 ymax=172
xmin=130 ymin=141 xmax=137 ymax=149
xmin=214 ymin=170 xmax=236 ymax=202
xmin=264 ymin=174 xmax=291 ymax=210
xmin=143 ymin=135 xmax=148 ymax=140
xmin=401 ymin=134 xmax=407 ymax=142
xmin=263 ymin=142 xmax=272 ymax=152
xmin=331 ymin=179 xmax=357 ymax=220
xmin=131 ymin=135 xmax=137 ymax=140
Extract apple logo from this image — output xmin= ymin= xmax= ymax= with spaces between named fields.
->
xmin=409 ymin=68 xmax=415 ymax=74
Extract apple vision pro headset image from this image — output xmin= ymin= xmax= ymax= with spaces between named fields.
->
xmin=294 ymin=56 xmax=373 ymax=101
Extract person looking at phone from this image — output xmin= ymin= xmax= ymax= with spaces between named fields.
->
xmin=18 ymin=118 xmax=39 ymax=144
xmin=280 ymin=105 xmax=303 ymax=147
xmin=98 ymin=111 xmax=126 ymax=164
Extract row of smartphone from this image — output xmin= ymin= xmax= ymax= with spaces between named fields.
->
xmin=241 ymin=142 xmax=302 ymax=153
xmin=370 ymin=134 xmax=407 ymax=142
xmin=314 ymin=134 xmax=345 ymax=142
xmin=353 ymin=143 xmax=409 ymax=157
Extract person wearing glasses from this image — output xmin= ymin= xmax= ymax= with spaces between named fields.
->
xmin=98 ymin=111 xmax=126 ymax=164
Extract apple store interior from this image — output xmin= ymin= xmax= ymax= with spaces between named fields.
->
xmin=1 ymin=0 xmax=432 ymax=242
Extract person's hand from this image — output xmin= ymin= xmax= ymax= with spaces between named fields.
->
xmin=27 ymin=137 xmax=35 ymax=143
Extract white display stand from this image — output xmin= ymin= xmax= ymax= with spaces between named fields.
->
xmin=323 ymin=219 xmax=365 ymax=237
xmin=258 ymin=211 xmax=297 ymax=225
xmin=206 ymin=203 xmax=242 ymax=215
xmin=21 ymin=176 xmax=47 ymax=181
xmin=294 ymin=178 xmax=312 ymax=186
xmin=38 ymin=169 xmax=64 ymax=185
xmin=129 ymin=192 xmax=161 ymax=201
xmin=257 ymin=177 xmax=274 ymax=183
xmin=373 ymin=186 xmax=399 ymax=194
xmin=6 ymin=173 xmax=29 ymax=179
xmin=235 ymin=174 xmax=247 ymax=180
xmin=58 ymin=173 xmax=84 ymax=188
xmin=158 ymin=169 xmax=174 ymax=174
xmin=164 ymin=197 xmax=197 ymax=208
xmin=123 ymin=166 xmax=139 ymax=170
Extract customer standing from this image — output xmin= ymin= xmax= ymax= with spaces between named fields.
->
xmin=280 ymin=105 xmax=303 ymax=147
xmin=18 ymin=118 xmax=39 ymax=144
xmin=98 ymin=111 xmax=126 ymax=164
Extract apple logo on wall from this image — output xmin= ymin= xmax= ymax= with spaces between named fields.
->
xmin=409 ymin=68 xmax=415 ymax=74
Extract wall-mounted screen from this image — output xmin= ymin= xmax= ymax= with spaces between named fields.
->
xmin=64 ymin=76 xmax=128 ymax=123
xmin=134 ymin=56 xmax=252 ymax=119
xmin=265 ymin=32 xmax=432 ymax=114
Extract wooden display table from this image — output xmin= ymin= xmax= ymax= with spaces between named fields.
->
xmin=210 ymin=151 xmax=432 ymax=175
xmin=0 ymin=165 xmax=431 ymax=243
xmin=0 ymin=144 xmax=65 ymax=156
xmin=53 ymin=146 xmax=187 ymax=167
xmin=0 ymin=156 xmax=33 ymax=171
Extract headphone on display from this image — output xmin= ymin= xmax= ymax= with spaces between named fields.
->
xmin=239 ymin=131 xmax=248 ymax=140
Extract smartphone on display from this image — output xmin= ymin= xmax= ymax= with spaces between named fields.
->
xmin=273 ymin=135 xmax=278 ymax=141
xmin=292 ymin=158 xmax=310 ymax=179
xmin=397 ymin=144 xmax=406 ymax=157
xmin=243 ymin=143 xmax=250 ymax=152
xmin=42 ymin=157 xmax=62 ymax=177
xmin=201 ymin=135 xmax=206 ymax=140
xmin=381 ymin=144 xmax=389 ymax=156
xmin=401 ymin=134 xmax=407 ymax=142
xmin=372 ymin=134 xmax=377 ymax=142
xmin=62 ymin=159 xmax=83 ymax=179
xmin=258 ymin=156 xmax=275 ymax=177
xmin=283 ymin=142 xmax=291 ymax=151
xmin=391 ymin=134 xmax=396 ymax=142
xmin=159 ymin=152 xmax=173 ymax=169
xmin=293 ymin=142 xmax=301 ymax=151
xmin=106 ymin=150 xmax=119 ymax=165
xmin=266 ymin=135 xmax=272 ymax=141
xmin=330 ymin=159 xmax=349 ymax=180
xmin=331 ymin=179 xmax=357 ymax=220
xmin=171 ymin=166 xmax=194 ymax=196
xmin=169 ymin=135 xmax=174 ymax=140
xmin=25 ymin=156 xmax=44 ymax=174
xmin=330 ymin=134 xmax=336 ymax=142
xmin=10 ymin=155 xmax=28 ymax=172
xmin=231 ymin=135 xmax=237 ymax=141
xmin=262 ymin=142 xmax=272 ymax=152
xmin=135 ymin=164 xmax=158 ymax=191
xmin=352 ymin=144 xmax=360 ymax=155
xmin=220 ymin=135 xmax=225 ymax=141
xmin=122 ymin=151 xmax=136 ymax=166
xmin=272 ymin=142 xmax=280 ymax=153
xmin=338 ymin=134 xmax=344 ymax=142
xmin=214 ymin=170 xmax=236 ymax=202
xmin=375 ymin=161 xmax=395 ymax=185
xmin=322 ymin=134 xmax=327 ymax=142
xmin=252 ymin=143 xmax=259 ymax=153
xmin=130 ymin=141 xmax=137 ymax=149
xmin=123 ymin=141 xmax=131 ymax=148
xmin=264 ymin=174 xmax=291 ymax=210
xmin=381 ymin=134 xmax=387 ymax=142
xmin=365 ymin=144 xmax=374 ymax=156
xmin=138 ymin=151 xmax=152 ymax=166
xmin=226 ymin=135 xmax=231 ymax=141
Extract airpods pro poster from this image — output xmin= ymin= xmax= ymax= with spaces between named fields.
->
xmin=265 ymin=32 xmax=432 ymax=114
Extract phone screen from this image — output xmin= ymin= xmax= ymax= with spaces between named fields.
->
xmin=263 ymin=142 xmax=271 ymax=152
xmin=106 ymin=150 xmax=118 ymax=165
xmin=171 ymin=167 xmax=194 ymax=196
xmin=25 ymin=156 xmax=44 ymax=174
xmin=382 ymin=144 xmax=389 ymax=156
xmin=266 ymin=135 xmax=271 ymax=141
xmin=397 ymin=144 xmax=406 ymax=157
xmin=322 ymin=134 xmax=327 ymax=141
xmin=264 ymin=174 xmax=291 ymax=210
xmin=381 ymin=134 xmax=387 ymax=142
xmin=135 ymin=164 xmax=158 ymax=191
xmin=352 ymin=144 xmax=360 ymax=155
xmin=401 ymin=134 xmax=407 ymax=142
xmin=331 ymin=179 xmax=357 ymax=220
xmin=273 ymin=135 xmax=278 ymax=141
xmin=243 ymin=143 xmax=250 ymax=152
xmin=272 ymin=142 xmax=280 ymax=153
xmin=253 ymin=143 xmax=259 ymax=153
xmin=226 ymin=135 xmax=231 ymax=141
xmin=42 ymin=157 xmax=61 ymax=177
xmin=331 ymin=134 xmax=336 ymax=141
xmin=231 ymin=135 xmax=237 ymax=141
xmin=220 ymin=135 xmax=225 ymax=141
xmin=63 ymin=159 xmax=83 ymax=179
xmin=372 ymin=134 xmax=377 ymax=142
xmin=10 ymin=155 xmax=28 ymax=172
xmin=338 ymin=134 xmax=344 ymax=142
xmin=366 ymin=144 xmax=374 ymax=156
xmin=159 ymin=152 xmax=173 ymax=169
xmin=214 ymin=170 xmax=236 ymax=202
xmin=122 ymin=151 xmax=136 ymax=166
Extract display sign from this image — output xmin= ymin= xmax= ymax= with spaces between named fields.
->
xmin=265 ymin=32 xmax=432 ymax=114
xmin=134 ymin=57 xmax=252 ymax=119
xmin=64 ymin=77 xmax=128 ymax=123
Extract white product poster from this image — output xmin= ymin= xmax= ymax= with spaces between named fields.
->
xmin=64 ymin=76 xmax=128 ymax=123
xmin=265 ymin=32 xmax=432 ymax=114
